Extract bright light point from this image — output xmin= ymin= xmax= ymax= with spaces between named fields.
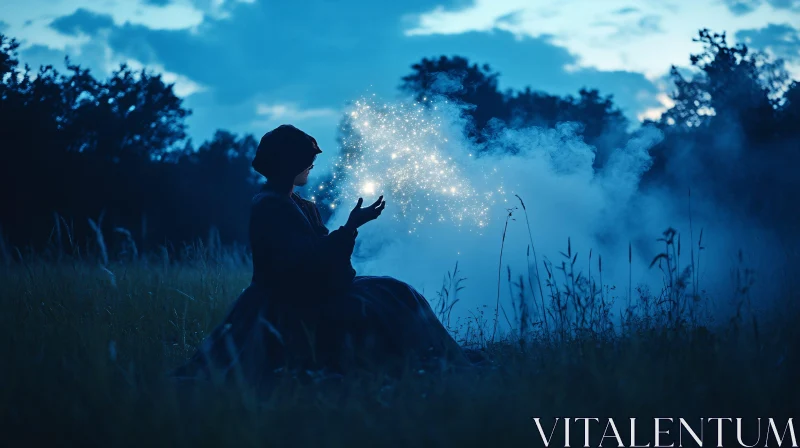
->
xmin=362 ymin=181 xmax=376 ymax=195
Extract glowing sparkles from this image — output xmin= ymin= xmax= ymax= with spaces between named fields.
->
xmin=323 ymin=97 xmax=493 ymax=231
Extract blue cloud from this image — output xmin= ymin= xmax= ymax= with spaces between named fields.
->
xmin=637 ymin=15 xmax=663 ymax=33
xmin=765 ymin=0 xmax=800 ymax=11
xmin=613 ymin=7 xmax=640 ymax=15
xmin=49 ymin=8 xmax=114 ymax=37
xmin=493 ymin=10 xmax=524 ymax=27
xmin=602 ymin=14 xmax=664 ymax=40
xmin=722 ymin=0 xmax=800 ymax=14
xmin=723 ymin=0 xmax=761 ymax=15
xmin=736 ymin=23 xmax=800 ymax=62
xmin=0 ymin=20 xmax=9 ymax=34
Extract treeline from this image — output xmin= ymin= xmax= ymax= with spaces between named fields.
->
xmin=648 ymin=31 xmax=799 ymax=237
xmin=0 ymin=35 xmax=260 ymax=258
xmin=0 ymin=29 xmax=798 ymax=258
xmin=389 ymin=30 xmax=800 ymax=240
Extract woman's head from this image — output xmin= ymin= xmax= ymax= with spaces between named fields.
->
xmin=251 ymin=124 xmax=322 ymax=186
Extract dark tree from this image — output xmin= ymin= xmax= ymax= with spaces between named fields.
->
xmin=398 ymin=55 xmax=630 ymax=169
xmin=400 ymin=56 xmax=508 ymax=139
xmin=659 ymin=29 xmax=788 ymax=140
xmin=0 ymin=32 xmax=259 ymax=257
xmin=167 ymin=130 xmax=260 ymax=247
xmin=506 ymin=87 xmax=629 ymax=168
xmin=645 ymin=29 xmax=800 ymax=238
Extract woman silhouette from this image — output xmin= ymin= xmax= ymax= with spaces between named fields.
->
xmin=173 ymin=124 xmax=469 ymax=388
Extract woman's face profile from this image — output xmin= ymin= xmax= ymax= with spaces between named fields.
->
xmin=293 ymin=163 xmax=313 ymax=186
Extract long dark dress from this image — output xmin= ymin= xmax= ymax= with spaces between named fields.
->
xmin=172 ymin=188 xmax=469 ymax=388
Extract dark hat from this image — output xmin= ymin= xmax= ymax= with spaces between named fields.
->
xmin=251 ymin=124 xmax=322 ymax=179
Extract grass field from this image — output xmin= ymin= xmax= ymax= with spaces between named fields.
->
xmin=2 ymin=228 xmax=799 ymax=447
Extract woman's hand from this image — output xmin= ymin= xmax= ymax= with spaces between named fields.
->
xmin=345 ymin=195 xmax=386 ymax=230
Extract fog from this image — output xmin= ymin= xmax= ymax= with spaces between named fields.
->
xmin=311 ymin=91 xmax=789 ymax=335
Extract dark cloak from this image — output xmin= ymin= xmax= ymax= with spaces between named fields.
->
xmin=172 ymin=188 xmax=470 ymax=388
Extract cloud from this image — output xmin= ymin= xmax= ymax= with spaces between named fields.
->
xmin=5 ymin=0 xmax=205 ymax=52
xmin=494 ymin=10 xmax=524 ymax=27
xmin=613 ymin=7 xmax=640 ymax=15
xmin=255 ymin=103 xmax=340 ymax=121
xmin=0 ymin=21 xmax=9 ymax=33
xmin=601 ymin=14 xmax=664 ymax=41
xmin=636 ymin=92 xmax=676 ymax=121
xmin=186 ymin=0 xmax=262 ymax=19
xmin=722 ymin=0 xmax=800 ymax=14
xmin=736 ymin=23 xmax=800 ymax=62
xmin=637 ymin=15 xmax=663 ymax=33
xmin=49 ymin=8 xmax=114 ymax=37
xmin=767 ymin=0 xmax=800 ymax=10
xmin=115 ymin=57 xmax=207 ymax=97
xmin=404 ymin=0 xmax=800 ymax=82
xmin=723 ymin=0 xmax=762 ymax=15
xmin=14 ymin=33 xmax=205 ymax=99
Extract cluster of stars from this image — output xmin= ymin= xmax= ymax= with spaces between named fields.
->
xmin=322 ymin=97 xmax=495 ymax=232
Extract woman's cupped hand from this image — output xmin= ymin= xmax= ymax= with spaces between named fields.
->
xmin=345 ymin=195 xmax=386 ymax=230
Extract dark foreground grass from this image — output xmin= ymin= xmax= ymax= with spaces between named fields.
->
xmin=2 ymin=238 xmax=799 ymax=447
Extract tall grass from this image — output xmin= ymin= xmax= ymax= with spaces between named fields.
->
xmin=2 ymin=210 xmax=799 ymax=447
